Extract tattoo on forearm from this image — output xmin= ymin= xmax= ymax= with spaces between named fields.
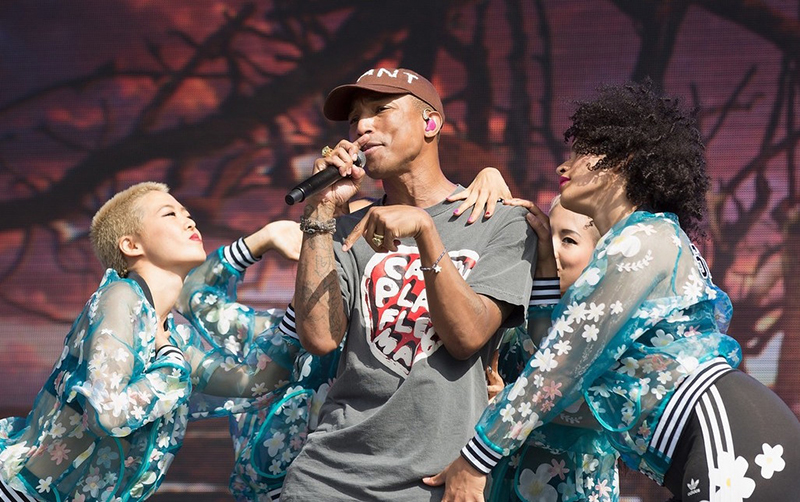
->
xmin=296 ymin=232 xmax=345 ymax=341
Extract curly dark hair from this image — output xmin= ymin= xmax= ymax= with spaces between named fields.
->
xmin=563 ymin=81 xmax=710 ymax=238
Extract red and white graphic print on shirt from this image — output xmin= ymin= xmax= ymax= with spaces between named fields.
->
xmin=360 ymin=244 xmax=479 ymax=377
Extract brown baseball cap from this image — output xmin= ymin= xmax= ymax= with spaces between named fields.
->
xmin=323 ymin=68 xmax=444 ymax=122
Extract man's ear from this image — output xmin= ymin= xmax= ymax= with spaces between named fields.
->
xmin=119 ymin=235 xmax=144 ymax=259
xmin=423 ymin=110 xmax=442 ymax=137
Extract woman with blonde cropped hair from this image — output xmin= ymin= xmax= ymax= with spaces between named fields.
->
xmin=0 ymin=182 xmax=300 ymax=502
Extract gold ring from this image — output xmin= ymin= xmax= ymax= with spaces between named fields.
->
xmin=371 ymin=234 xmax=385 ymax=247
xmin=321 ymin=146 xmax=333 ymax=157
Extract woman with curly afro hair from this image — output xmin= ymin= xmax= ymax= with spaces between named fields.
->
xmin=427 ymin=82 xmax=800 ymax=501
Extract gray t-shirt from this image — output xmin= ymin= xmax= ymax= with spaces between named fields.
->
xmin=282 ymin=191 xmax=536 ymax=501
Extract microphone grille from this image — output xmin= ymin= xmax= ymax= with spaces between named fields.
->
xmin=355 ymin=150 xmax=366 ymax=168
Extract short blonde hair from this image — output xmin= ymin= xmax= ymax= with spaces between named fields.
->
xmin=90 ymin=182 xmax=169 ymax=275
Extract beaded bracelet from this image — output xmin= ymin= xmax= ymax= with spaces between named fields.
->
xmin=420 ymin=249 xmax=447 ymax=274
xmin=300 ymin=216 xmax=336 ymax=234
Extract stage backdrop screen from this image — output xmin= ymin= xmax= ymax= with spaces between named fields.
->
xmin=1 ymin=2 xmax=798 ymax=500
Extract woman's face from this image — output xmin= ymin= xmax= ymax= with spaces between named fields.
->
xmin=130 ymin=191 xmax=206 ymax=276
xmin=556 ymin=149 xmax=612 ymax=216
xmin=550 ymin=203 xmax=600 ymax=293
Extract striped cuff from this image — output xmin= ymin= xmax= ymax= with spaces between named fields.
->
xmin=278 ymin=305 xmax=299 ymax=341
xmin=529 ymin=277 xmax=560 ymax=306
xmin=223 ymin=237 xmax=260 ymax=272
xmin=156 ymin=344 xmax=185 ymax=362
xmin=460 ymin=434 xmax=503 ymax=475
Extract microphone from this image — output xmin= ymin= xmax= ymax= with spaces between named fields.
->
xmin=285 ymin=151 xmax=366 ymax=205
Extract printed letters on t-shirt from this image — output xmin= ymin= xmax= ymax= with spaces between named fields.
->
xmin=360 ymin=244 xmax=479 ymax=377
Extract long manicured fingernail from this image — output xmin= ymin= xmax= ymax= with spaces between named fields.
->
xmin=453 ymin=209 xmax=460 ymax=215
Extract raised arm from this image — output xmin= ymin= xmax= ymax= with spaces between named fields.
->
xmin=177 ymin=231 xmax=303 ymax=401
xmin=295 ymin=139 xmax=368 ymax=355
xmin=294 ymin=201 xmax=349 ymax=355
xmin=447 ymin=167 xmax=512 ymax=223
xmin=177 ymin=220 xmax=301 ymax=353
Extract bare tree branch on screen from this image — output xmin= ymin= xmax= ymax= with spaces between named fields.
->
xmin=0 ymin=1 xmax=437 ymax=233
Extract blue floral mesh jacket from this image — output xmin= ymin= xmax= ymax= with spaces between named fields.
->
xmin=475 ymin=211 xmax=740 ymax=486
xmin=492 ymin=312 xmax=619 ymax=502
xmin=0 ymin=263 xmax=295 ymax=502
xmin=178 ymin=246 xmax=325 ymax=501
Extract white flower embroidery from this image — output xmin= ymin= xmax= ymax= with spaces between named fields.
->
xmin=607 ymin=229 xmax=642 ymax=258
xmin=638 ymin=377 xmax=651 ymax=396
xmin=517 ymin=402 xmax=533 ymax=417
xmin=651 ymin=329 xmax=674 ymax=347
xmin=224 ymin=335 xmax=242 ymax=356
xmin=585 ymin=302 xmax=605 ymax=322
xmin=575 ymin=267 xmax=601 ymax=287
xmin=754 ymin=443 xmax=785 ymax=479
xmin=269 ymin=459 xmax=283 ymax=475
xmin=651 ymin=384 xmax=667 ymax=400
xmin=36 ymin=476 xmax=53 ymax=493
xmin=551 ymin=316 xmax=574 ymax=338
xmin=500 ymin=404 xmax=516 ymax=423
xmin=676 ymin=355 xmax=699 ymax=374
xmin=565 ymin=302 xmax=588 ymax=323
xmin=517 ymin=464 xmax=558 ymax=502
xmin=108 ymin=393 xmax=129 ymax=417
xmin=709 ymin=452 xmax=755 ymax=500
xmin=582 ymin=324 xmax=599 ymax=343
xmin=531 ymin=349 xmax=558 ymax=372
xmin=682 ymin=268 xmax=704 ymax=304
xmin=619 ymin=357 xmax=639 ymax=376
xmin=206 ymin=304 xmax=239 ymax=335
xmin=610 ymin=301 xmax=624 ymax=315
xmin=508 ymin=377 xmax=529 ymax=400
xmin=581 ymin=455 xmax=599 ymax=473
xmin=263 ymin=432 xmax=286 ymax=456
xmin=553 ymin=339 xmax=572 ymax=356
xmin=589 ymin=384 xmax=610 ymax=398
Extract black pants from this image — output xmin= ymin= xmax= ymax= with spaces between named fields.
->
xmin=664 ymin=370 xmax=800 ymax=501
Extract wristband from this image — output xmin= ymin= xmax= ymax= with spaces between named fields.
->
xmin=156 ymin=344 xmax=184 ymax=361
xmin=461 ymin=435 xmax=503 ymax=475
xmin=300 ymin=216 xmax=336 ymax=235
xmin=529 ymin=277 xmax=561 ymax=306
